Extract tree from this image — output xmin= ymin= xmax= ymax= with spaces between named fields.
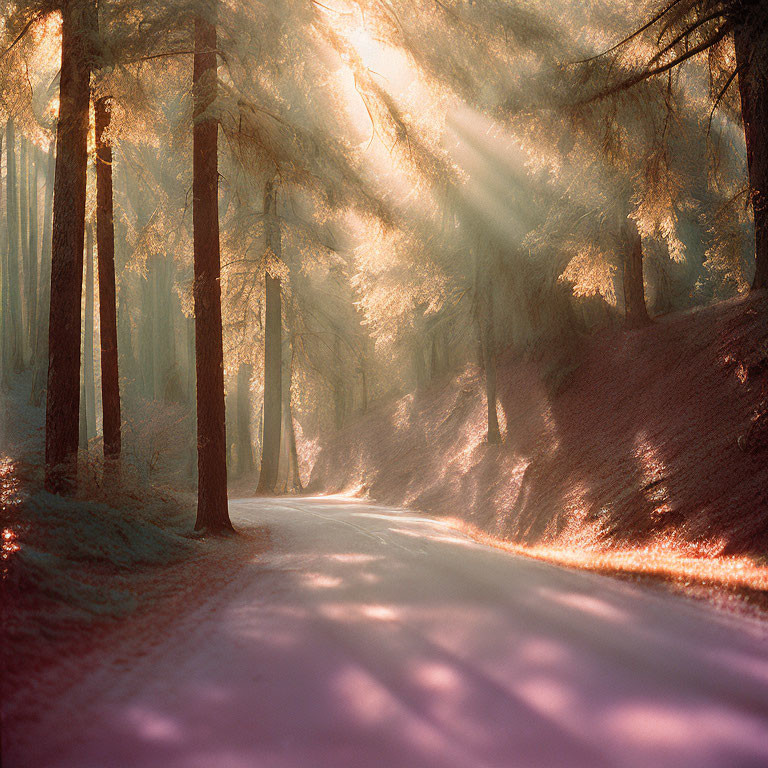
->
xmin=590 ymin=1 xmax=768 ymax=289
xmin=22 ymin=135 xmax=39 ymax=358
xmin=31 ymin=146 xmax=55 ymax=406
xmin=622 ymin=218 xmax=651 ymax=328
xmin=192 ymin=2 xmax=233 ymax=533
xmin=256 ymin=177 xmax=283 ymax=494
xmin=81 ymin=221 xmax=96 ymax=443
xmin=95 ymin=95 xmax=121 ymax=468
xmin=45 ymin=0 xmax=95 ymax=493
xmin=0 ymin=125 xmax=6 ymax=387
xmin=733 ymin=7 xmax=768 ymax=288
xmin=5 ymin=119 xmax=24 ymax=376
xmin=475 ymin=252 xmax=502 ymax=444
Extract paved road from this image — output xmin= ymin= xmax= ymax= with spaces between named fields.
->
xmin=14 ymin=497 xmax=768 ymax=767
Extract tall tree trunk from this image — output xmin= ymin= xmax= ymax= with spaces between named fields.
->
xmin=734 ymin=19 xmax=768 ymax=289
xmin=236 ymin=362 xmax=254 ymax=476
xmin=0 ymin=127 xmax=5 ymax=386
xmin=622 ymin=219 xmax=650 ymax=328
xmin=1 ymin=127 xmax=7 ymax=386
xmin=474 ymin=251 xmax=501 ymax=444
xmin=5 ymin=120 xmax=24 ymax=375
xmin=31 ymin=146 xmax=55 ymax=405
xmin=19 ymin=135 xmax=30 ymax=360
xmin=26 ymin=140 xmax=39 ymax=357
xmin=256 ymin=179 xmax=282 ymax=494
xmin=45 ymin=0 xmax=93 ymax=493
xmin=95 ymin=96 xmax=121 ymax=465
xmin=83 ymin=222 xmax=96 ymax=440
xmin=480 ymin=319 xmax=501 ymax=445
xmin=192 ymin=6 xmax=232 ymax=532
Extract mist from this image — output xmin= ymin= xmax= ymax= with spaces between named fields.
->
xmin=3 ymin=0 xmax=768 ymax=765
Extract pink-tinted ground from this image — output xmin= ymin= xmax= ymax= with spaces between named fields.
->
xmin=8 ymin=497 xmax=768 ymax=768
xmin=309 ymin=294 xmax=768 ymax=578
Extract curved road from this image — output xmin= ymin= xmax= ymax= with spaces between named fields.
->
xmin=17 ymin=497 xmax=768 ymax=767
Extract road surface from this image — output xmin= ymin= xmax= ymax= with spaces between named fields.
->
xmin=13 ymin=497 xmax=768 ymax=767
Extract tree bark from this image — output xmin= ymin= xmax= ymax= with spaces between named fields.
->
xmin=192 ymin=6 xmax=232 ymax=532
xmin=256 ymin=179 xmax=283 ymax=494
xmin=5 ymin=120 xmax=24 ymax=375
xmin=622 ymin=219 xmax=651 ymax=328
xmin=95 ymin=96 xmax=121 ymax=465
xmin=19 ymin=135 xmax=30 ymax=360
xmin=26 ymin=139 xmax=39 ymax=357
xmin=734 ymin=19 xmax=768 ymax=289
xmin=480 ymin=322 xmax=501 ymax=444
xmin=83 ymin=222 xmax=96 ymax=440
xmin=45 ymin=0 xmax=93 ymax=493
xmin=0 ymin=126 xmax=5 ymax=385
xmin=31 ymin=146 xmax=55 ymax=405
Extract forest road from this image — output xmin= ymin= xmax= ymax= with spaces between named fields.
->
xmin=19 ymin=496 xmax=768 ymax=768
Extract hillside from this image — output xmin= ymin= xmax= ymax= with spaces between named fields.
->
xmin=309 ymin=294 xmax=768 ymax=586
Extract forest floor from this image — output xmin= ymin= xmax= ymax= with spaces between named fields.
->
xmin=308 ymin=293 xmax=768 ymax=602
xmin=6 ymin=496 xmax=768 ymax=768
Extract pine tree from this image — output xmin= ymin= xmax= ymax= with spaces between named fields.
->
xmin=95 ymin=96 xmax=121 ymax=467
xmin=45 ymin=0 xmax=95 ymax=493
xmin=192 ymin=2 xmax=233 ymax=533
xmin=256 ymin=178 xmax=283 ymax=494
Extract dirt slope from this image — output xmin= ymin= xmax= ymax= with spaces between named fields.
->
xmin=309 ymin=294 xmax=768 ymax=561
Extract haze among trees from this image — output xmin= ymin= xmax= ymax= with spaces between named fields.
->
xmin=4 ymin=0 xmax=768 ymax=764
xmin=0 ymin=0 xmax=765 ymax=519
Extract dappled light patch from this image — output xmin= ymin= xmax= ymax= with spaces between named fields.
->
xmin=361 ymin=604 xmax=398 ymax=621
xmin=606 ymin=702 xmax=768 ymax=755
xmin=538 ymin=589 xmax=630 ymax=623
xmin=332 ymin=665 xmax=396 ymax=725
xmin=125 ymin=707 xmax=185 ymax=744
xmin=515 ymin=677 xmax=575 ymax=719
xmin=303 ymin=571 xmax=343 ymax=589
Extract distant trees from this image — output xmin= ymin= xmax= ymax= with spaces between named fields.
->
xmin=3 ymin=0 xmax=764 ymax=517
